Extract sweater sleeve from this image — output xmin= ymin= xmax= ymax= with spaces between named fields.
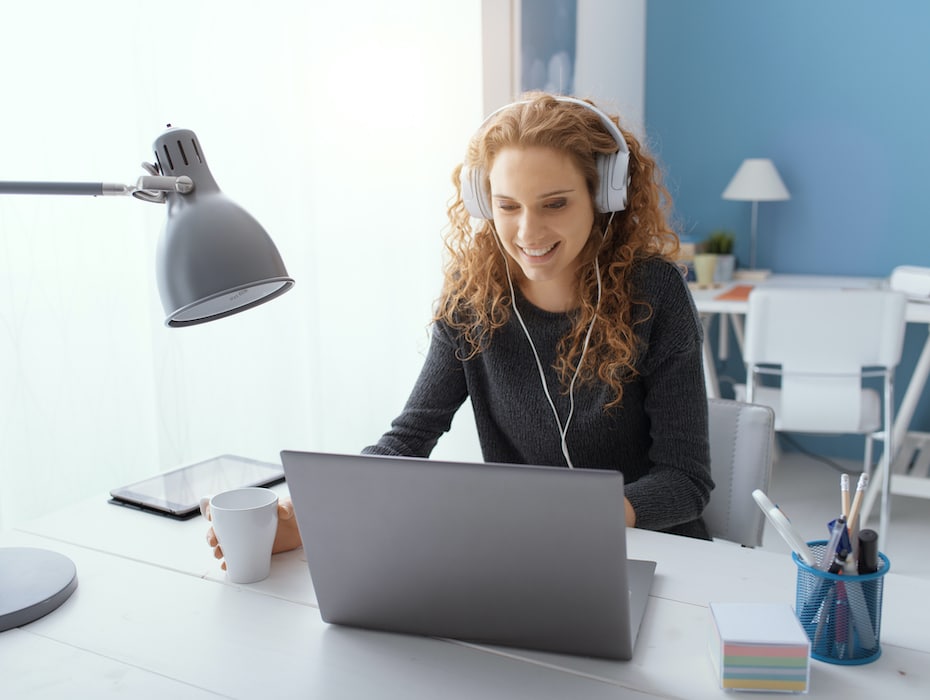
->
xmin=362 ymin=321 xmax=469 ymax=457
xmin=622 ymin=262 xmax=715 ymax=534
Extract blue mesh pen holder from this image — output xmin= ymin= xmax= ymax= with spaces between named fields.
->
xmin=793 ymin=540 xmax=889 ymax=665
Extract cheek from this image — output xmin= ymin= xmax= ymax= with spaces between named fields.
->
xmin=491 ymin=217 xmax=517 ymax=243
xmin=574 ymin=216 xmax=597 ymax=244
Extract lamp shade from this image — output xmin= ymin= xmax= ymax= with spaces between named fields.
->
xmin=153 ymin=128 xmax=294 ymax=326
xmin=721 ymin=158 xmax=790 ymax=202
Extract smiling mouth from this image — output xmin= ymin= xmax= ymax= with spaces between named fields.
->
xmin=520 ymin=242 xmax=558 ymax=258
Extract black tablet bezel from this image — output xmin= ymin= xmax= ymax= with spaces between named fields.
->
xmin=108 ymin=454 xmax=285 ymax=520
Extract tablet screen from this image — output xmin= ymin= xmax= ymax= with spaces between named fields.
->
xmin=109 ymin=454 xmax=285 ymax=519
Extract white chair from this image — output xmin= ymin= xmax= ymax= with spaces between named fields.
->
xmin=736 ymin=287 xmax=907 ymax=546
xmin=704 ymin=398 xmax=776 ymax=547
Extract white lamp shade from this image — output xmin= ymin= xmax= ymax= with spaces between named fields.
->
xmin=722 ymin=158 xmax=790 ymax=201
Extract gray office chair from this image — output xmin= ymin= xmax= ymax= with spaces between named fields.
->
xmin=704 ymin=398 xmax=776 ymax=547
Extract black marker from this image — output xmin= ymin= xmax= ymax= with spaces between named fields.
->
xmin=858 ymin=529 xmax=879 ymax=574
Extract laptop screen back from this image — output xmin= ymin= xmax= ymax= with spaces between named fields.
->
xmin=281 ymin=450 xmax=654 ymax=660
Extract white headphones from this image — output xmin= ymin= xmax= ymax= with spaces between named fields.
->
xmin=460 ymin=96 xmax=631 ymax=220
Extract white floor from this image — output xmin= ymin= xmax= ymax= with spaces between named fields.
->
xmin=760 ymin=448 xmax=930 ymax=578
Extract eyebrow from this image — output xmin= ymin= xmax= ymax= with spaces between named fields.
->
xmin=492 ymin=188 xmax=577 ymax=200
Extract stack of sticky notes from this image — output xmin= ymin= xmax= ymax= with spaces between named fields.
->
xmin=709 ymin=602 xmax=810 ymax=693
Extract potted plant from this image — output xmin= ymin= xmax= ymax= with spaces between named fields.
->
xmin=705 ymin=230 xmax=736 ymax=283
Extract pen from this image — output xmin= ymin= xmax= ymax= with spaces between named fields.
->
xmin=797 ymin=516 xmax=846 ymax=632
xmin=839 ymin=548 xmax=878 ymax=650
xmin=836 ymin=523 xmax=852 ymax=562
xmin=811 ymin=585 xmax=836 ymax=655
xmin=751 ymin=489 xmax=816 ymax=565
xmin=828 ymin=547 xmax=848 ymax=574
xmin=856 ymin=528 xmax=882 ymax=643
xmin=833 ymin=580 xmax=849 ymax=660
xmin=818 ymin=516 xmax=847 ymax=571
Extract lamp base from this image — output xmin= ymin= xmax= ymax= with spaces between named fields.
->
xmin=0 ymin=547 xmax=78 ymax=632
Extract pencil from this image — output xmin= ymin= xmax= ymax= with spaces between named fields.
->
xmin=841 ymin=473 xmax=850 ymax=520
xmin=847 ymin=473 xmax=869 ymax=533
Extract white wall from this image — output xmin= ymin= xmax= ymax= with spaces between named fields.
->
xmin=574 ymin=0 xmax=646 ymax=135
xmin=481 ymin=0 xmax=645 ymax=130
xmin=0 ymin=0 xmax=483 ymax=530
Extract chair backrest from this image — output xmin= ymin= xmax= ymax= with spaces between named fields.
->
xmin=743 ymin=288 xmax=907 ymax=433
xmin=704 ymin=398 xmax=776 ymax=547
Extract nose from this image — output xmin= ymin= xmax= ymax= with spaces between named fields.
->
xmin=516 ymin=208 xmax=543 ymax=244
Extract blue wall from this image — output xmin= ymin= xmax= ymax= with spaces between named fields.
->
xmin=645 ymin=0 xmax=930 ymax=456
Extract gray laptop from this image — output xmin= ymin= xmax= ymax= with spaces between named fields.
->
xmin=280 ymin=450 xmax=656 ymax=660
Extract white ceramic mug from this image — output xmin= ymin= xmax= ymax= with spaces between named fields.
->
xmin=208 ymin=487 xmax=278 ymax=583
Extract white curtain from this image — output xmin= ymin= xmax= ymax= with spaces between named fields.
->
xmin=0 ymin=0 xmax=483 ymax=531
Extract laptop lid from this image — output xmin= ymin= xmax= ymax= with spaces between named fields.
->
xmin=280 ymin=450 xmax=655 ymax=660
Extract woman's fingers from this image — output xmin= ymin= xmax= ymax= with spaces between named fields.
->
xmin=278 ymin=500 xmax=295 ymax=521
xmin=205 ymin=526 xmax=226 ymax=568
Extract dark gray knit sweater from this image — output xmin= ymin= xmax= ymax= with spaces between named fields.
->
xmin=365 ymin=257 xmax=713 ymax=539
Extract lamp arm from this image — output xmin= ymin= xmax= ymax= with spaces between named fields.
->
xmin=0 ymin=175 xmax=193 ymax=199
xmin=0 ymin=181 xmax=132 ymax=196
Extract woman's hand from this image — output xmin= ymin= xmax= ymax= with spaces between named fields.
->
xmin=201 ymin=496 xmax=303 ymax=570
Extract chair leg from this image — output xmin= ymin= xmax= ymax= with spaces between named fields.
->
xmin=860 ymin=453 xmax=882 ymax=526
xmin=772 ymin=432 xmax=783 ymax=465
xmin=863 ymin=435 xmax=874 ymax=478
xmin=859 ymin=432 xmax=887 ymax=528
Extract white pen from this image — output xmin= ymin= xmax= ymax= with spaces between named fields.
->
xmin=752 ymin=489 xmax=816 ymax=566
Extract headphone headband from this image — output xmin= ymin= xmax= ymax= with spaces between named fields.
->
xmin=460 ymin=96 xmax=630 ymax=219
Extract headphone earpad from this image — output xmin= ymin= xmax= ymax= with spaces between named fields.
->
xmin=594 ymin=150 xmax=630 ymax=213
xmin=460 ymin=165 xmax=493 ymax=220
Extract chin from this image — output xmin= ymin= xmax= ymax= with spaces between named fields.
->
xmin=522 ymin=274 xmax=564 ymax=290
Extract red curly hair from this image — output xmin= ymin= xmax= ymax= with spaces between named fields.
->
xmin=435 ymin=93 xmax=680 ymax=407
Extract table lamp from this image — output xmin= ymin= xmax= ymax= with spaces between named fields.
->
xmin=721 ymin=158 xmax=790 ymax=272
xmin=0 ymin=126 xmax=295 ymax=632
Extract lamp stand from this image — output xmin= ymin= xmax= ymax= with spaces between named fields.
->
xmin=749 ymin=199 xmax=759 ymax=269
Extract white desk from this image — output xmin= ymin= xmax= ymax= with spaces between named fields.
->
xmin=3 ymin=486 xmax=929 ymax=699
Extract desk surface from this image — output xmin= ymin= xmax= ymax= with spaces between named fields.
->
xmin=690 ymin=273 xmax=930 ymax=322
xmin=3 ymin=485 xmax=930 ymax=699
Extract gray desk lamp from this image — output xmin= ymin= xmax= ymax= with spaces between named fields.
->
xmin=0 ymin=126 xmax=295 ymax=632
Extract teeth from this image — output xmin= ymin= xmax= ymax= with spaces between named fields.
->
xmin=521 ymin=244 xmax=556 ymax=257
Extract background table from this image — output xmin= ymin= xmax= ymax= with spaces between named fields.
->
xmin=691 ymin=274 xmax=930 ymax=512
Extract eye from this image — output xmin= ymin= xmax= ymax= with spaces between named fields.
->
xmin=545 ymin=198 xmax=567 ymax=210
xmin=495 ymin=200 xmax=519 ymax=212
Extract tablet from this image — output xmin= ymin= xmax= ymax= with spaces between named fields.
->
xmin=109 ymin=454 xmax=285 ymax=519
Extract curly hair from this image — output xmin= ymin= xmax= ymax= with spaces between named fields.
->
xmin=435 ymin=92 xmax=680 ymax=407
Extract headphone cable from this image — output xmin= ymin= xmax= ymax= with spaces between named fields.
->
xmin=492 ymin=214 xmax=612 ymax=468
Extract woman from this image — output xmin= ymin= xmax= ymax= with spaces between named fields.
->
xmin=207 ymin=92 xmax=713 ymax=566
